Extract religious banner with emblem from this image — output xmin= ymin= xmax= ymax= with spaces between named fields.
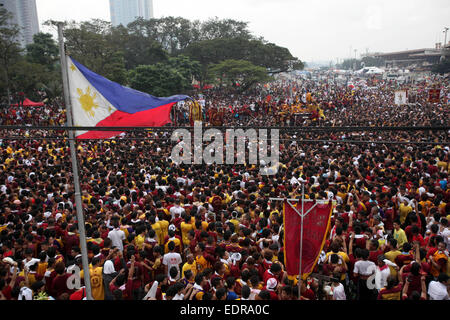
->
xmin=189 ymin=100 xmax=203 ymax=125
xmin=394 ymin=90 xmax=408 ymax=106
xmin=428 ymin=89 xmax=441 ymax=103
xmin=209 ymin=107 xmax=224 ymax=126
xmin=283 ymin=200 xmax=332 ymax=278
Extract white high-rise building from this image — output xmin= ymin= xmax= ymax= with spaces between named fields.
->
xmin=0 ymin=0 xmax=39 ymax=47
xmin=110 ymin=0 xmax=154 ymax=27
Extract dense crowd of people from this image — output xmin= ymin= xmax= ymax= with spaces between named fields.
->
xmin=0 ymin=74 xmax=449 ymax=300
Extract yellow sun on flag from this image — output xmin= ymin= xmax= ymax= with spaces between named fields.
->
xmin=70 ymin=64 xmax=76 ymax=72
xmin=77 ymin=87 xmax=99 ymax=118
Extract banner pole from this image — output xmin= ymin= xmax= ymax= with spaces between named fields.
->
xmin=58 ymin=23 xmax=93 ymax=300
xmin=298 ymin=183 xmax=305 ymax=299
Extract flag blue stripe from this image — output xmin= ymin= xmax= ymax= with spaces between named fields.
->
xmin=71 ymin=57 xmax=190 ymax=114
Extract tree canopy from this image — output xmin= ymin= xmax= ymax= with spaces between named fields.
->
xmin=208 ymin=59 xmax=272 ymax=92
xmin=1 ymin=15 xmax=304 ymax=99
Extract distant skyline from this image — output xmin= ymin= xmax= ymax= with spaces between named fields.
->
xmin=0 ymin=0 xmax=40 ymax=47
xmin=35 ymin=0 xmax=450 ymax=62
xmin=110 ymin=0 xmax=154 ymax=27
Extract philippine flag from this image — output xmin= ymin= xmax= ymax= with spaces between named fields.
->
xmin=66 ymin=56 xmax=189 ymax=139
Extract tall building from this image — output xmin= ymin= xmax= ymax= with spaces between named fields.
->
xmin=0 ymin=0 xmax=39 ymax=47
xmin=110 ymin=0 xmax=154 ymax=27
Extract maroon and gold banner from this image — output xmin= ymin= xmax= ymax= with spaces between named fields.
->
xmin=209 ymin=107 xmax=224 ymax=126
xmin=283 ymin=200 xmax=332 ymax=278
xmin=189 ymin=100 xmax=202 ymax=125
xmin=428 ymin=89 xmax=441 ymax=103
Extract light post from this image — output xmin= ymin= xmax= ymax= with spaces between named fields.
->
xmin=444 ymin=27 xmax=449 ymax=47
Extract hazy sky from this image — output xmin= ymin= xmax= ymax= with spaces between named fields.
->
xmin=36 ymin=0 xmax=450 ymax=63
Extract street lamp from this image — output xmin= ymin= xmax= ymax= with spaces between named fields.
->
xmin=444 ymin=27 xmax=449 ymax=46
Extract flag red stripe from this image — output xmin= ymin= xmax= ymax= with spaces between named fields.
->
xmin=77 ymin=102 xmax=175 ymax=139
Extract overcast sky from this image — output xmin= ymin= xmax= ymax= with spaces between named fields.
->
xmin=36 ymin=0 xmax=450 ymax=63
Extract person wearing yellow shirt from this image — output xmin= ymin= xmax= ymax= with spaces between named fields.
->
xmin=36 ymin=252 xmax=48 ymax=278
xmin=81 ymin=190 xmax=92 ymax=206
xmin=134 ymin=226 xmax=146 ymax=251
xmin=194 ymin=243 xmax=212 ymax=274
xmin=157 ymin=212 xmax=169 ymax=243
xmin=193 ymin=214 xmax=208 ymax=232
xmin=393 ymin=220 xmax=408 ymax=249
xmin=150 ymin=216 xmax=163 ymax=245
xmin=181 ymin=254 xmax=198 ymax=279
xmin=79 ymin=256 xmax=104 ymax=300
xmin=398 ymin=200 xmax=412 ymax=225
xmin=418 ymin=196 xmax=433 ymax=217
xmin=229 ymin=211 xmax=240 ymax=231
xmin=384 ymin=238 xmax=402 ymax=278
xmin=223 ymin=193 xmax=232 ymax=204
xmin=164 ymin=229 xmax=182 ymax=254
xmin=325 ymin=241 xmax=350 ymax=265
xmin=181 ymin=215 xmax=194 ymax=247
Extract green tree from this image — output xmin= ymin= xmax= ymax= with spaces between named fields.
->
xmin=208 ymin=59 xmax=271 ymax=92
xmin=246 ymin=40 xmax=303 ymax=74
xmin=9 ymin=60 xmax=52 ymax=100
xmin=110 ymin=23 xmax=168 ymax=70
xmin=127 ymin=16 xmax=200 ymax=55
xmin=167 ymin=55 xmax=200 ymax=84
xmin=26 ymin=32 xmax=59 ymax=70
xmin=0 ymin=8 xmax=22 ymax=102
xmin=128 ymin=62 xmax=192 ymax=97
xmin=199 ymin=17 xmax=252 ymax=40
xmin=59 ymin=19 xmax=128 ymax=85
xmin=184 ymin=38 xmax=302 ymax=84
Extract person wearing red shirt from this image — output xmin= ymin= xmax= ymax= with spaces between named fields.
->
xmin=63 ymin=225 xmax=80 ymax=257
xmin=405 ymin=215 xmax=420 ymax=242
xmin=383 ymin=202 xmax=395 ymax=232
xmin=424 ymin=224 xmax=440 ymax=249
xmin=262 ymin=262 xmax=284 ymax=286
xmin=395 ymin=243 xmax=414 ymax=268
xmin=263 ymin=277 xmax=279 ymax=300
xmin=368 ymin=239 xmax=384 ymax=264
xmin=0 ymin=264 xmax=18 ymax=300
xmin=402 ymin=274 xmax=427 ymax=300
xmin=51 ymin=261 xmax=74 ymax=299
xmin=300 ymin=279 xmax=316 ymax=300
xmin=410 ymin=226 xmax=425 ymax=248
xmin=400 ymin=262 xmax=424 ymax=298
xmin=109 ymin=257 xmax=136 ymax=300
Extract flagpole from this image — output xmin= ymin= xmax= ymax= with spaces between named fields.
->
xmin=58 ymin=23 xmax=93 ymax=300
xmin=298 ymin=182 xmax=305 ymax=299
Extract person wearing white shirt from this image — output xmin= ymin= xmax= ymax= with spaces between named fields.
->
xmin=331 ymin=274 xmax=346 ymax=300
xmin=170 ymin=201 xmax=185 ymax=220
xmin=107 ymin=221 xmax=126 ymax=252
xmin=427 ymin=274 xmax=449 ymax=300
xmin=353 ymin=249 xmax=376 ymax=300
xmin=163 ymin=241 xmax=183 ymax=280
xmin=375 ymin=256 xmax=398 ymax=290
